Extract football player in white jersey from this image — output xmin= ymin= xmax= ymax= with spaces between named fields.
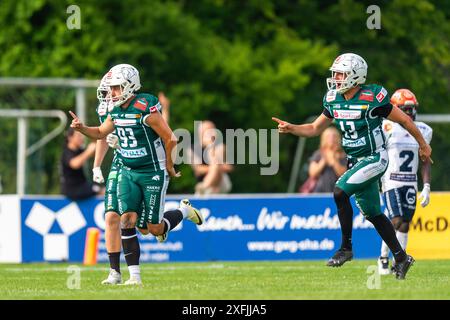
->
xmin=378 ymin=89 xmax=432 ymax=274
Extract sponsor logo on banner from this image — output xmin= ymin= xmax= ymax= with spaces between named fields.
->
xmin=409 ymin=194 xmax=450 ymax=259
xmin=333 ymin=110 xmax=362 ymax=119
xmin=119 ymin=147 xmax=148 ymax=158
xmin=23 ymin=202 xmax=86 ymax=261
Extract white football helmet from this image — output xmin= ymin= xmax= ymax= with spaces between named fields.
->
xmin=96 ymin=74 xmax=114 ymax=112
xmin=103 ymin=64 xmax=141 ymax=108
xmin=326 ymin=53 xmax=367 ymax=94
xmin=96 ymin=74 xmax=108 ymax=103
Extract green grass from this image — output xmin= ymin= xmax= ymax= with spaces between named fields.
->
xmin=1 ymin=260 xmax=449 ymax=299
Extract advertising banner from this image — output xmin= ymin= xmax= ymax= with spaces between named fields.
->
xmin=4 ymin=193 xmax=448 ymax=263
xmin=17 ymin=194 xmax=381 ymax=263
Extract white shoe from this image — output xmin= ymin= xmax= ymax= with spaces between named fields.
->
xmin=181 ymin=199 xmax=204 ymax=225
xmin=119 ymin=276 xmax=143 ymax=286
xmin=101 ymin=269 xmax=122 ymax=285
xmin=378 ymin=257 xmax=391 ymax=275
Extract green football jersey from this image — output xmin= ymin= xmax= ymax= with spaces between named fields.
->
xmin=109 ymin=93 xmax=165 ymax=170
xmin=323 ymin=84 xmax=391 ymax=158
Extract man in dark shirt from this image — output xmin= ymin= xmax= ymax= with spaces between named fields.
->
xmin=60 ymin=128 xmax=103 ymax=200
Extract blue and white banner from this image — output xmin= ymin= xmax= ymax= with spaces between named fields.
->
xmin=1 ymin=194 xmax=383 ymax=263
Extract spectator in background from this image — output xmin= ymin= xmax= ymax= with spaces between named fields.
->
xmin=190 ymin=120 xmax=233 ymax=195
xmin=302 ymin=126 xmax=347 ymax=193
xmin=60 ymin=128 xmax=104 ymax=200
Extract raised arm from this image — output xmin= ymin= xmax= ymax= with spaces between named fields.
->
xmin=272 ymin=114 xmax=333 ymax=138
xmin=70 ymin=111 xmax=115 ymax=140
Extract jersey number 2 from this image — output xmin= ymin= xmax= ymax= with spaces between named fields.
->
xmin=399 ymin=150 xmax=414 ymax=172
xmin=117 ymin=128 xmax=138 ymax=148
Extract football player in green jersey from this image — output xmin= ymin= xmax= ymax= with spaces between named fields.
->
xmin=90 ymin=74 xmax=125 ymax=284
xmin=92 ymin=77 xmax=173 ymax=285
xmin=273 ymin=53 xmax=432 ymax=279
xmin=70 ymin=64 xmax=204 ymax=285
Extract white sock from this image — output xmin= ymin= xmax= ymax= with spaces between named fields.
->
xmin=128 ymin=265 xmax=141 ymax=279
xmin=380 ymin=240 xmax=390 ymax=258
xmin=396 ymin=231 xmax=408 ymax=251
xmin=179 ymin=206 xmax=189 ymax=219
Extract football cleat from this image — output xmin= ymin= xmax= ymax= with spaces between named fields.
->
xmin=156 ymin=199 xmax=204 ymax=243
xmin=156 ymin=231 xmax=168 ymax=243
xmin=326 ymin=249 xmax=353 ymax=267
xmin=101 ymin=269 xmax=122 ymax=285
xmin=393 ymin=255 xmax=415 ymax=280
xmin=119 ymin=276 xmax=143 ymax=286
xmin=378 ymin=256 xmax=391 ymax=275
xmin=181 ymin=199 xmax=204 ymax=225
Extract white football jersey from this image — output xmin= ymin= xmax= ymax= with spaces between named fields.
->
xmin=381 ymin=120 xmax=432 ymax=192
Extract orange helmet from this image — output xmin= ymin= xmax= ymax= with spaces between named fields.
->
xmin=390 ymin=88 xmax=418 ymax=120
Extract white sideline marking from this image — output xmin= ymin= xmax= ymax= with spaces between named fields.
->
xmin=3 ymin=264 xmax=226 ymax=272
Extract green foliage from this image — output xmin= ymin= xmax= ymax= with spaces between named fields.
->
xmin=0 ymin=0 xmax=449 ymax=194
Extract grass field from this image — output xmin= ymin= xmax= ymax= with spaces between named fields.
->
xmin=1 ymin=260 xmax=449 ymax=300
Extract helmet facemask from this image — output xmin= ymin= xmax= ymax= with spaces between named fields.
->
xmin=108 ymin=82 xmax=135 ymax=108
xmin=399 ymin=104 xmax=417 ymax=121
xmin=96 ymin=83 xmax=109 ymax=104
xmin=326 ymin=70 xmax=355 ymax=93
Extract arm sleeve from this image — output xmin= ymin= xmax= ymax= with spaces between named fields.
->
xmin=371 ymin=103 xmax=393 ymax=118
xmin=322 ymin=108 xmax=333 ymax=119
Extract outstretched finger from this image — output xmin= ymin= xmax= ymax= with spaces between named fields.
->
xmin=69 ymin=110 xmax=78 ymax=119
xmin=272 ymin=117 xmax=286 ymax=125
